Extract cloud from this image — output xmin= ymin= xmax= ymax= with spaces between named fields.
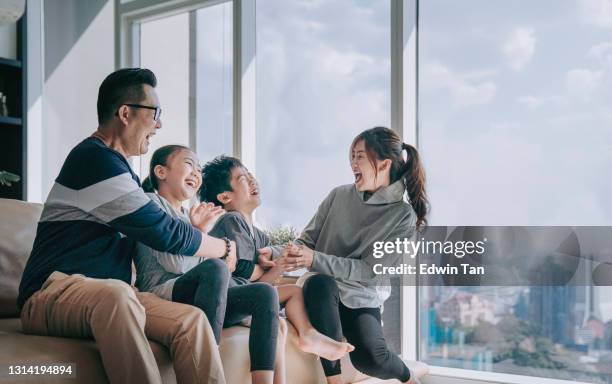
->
xmin=422 ymin=62 xmax=497 ymax=107
xmin=255 ymin=0 xmax=392 ymax=228
xmin=566 ymin=68 xmax=604 ymax=98
xmin=588 ymin=42 xmax=612 ymax=69
xmin=501 ymin=27 xmax=536 ymax=71
xmin=318 ymin=46 xmax=377 ymax=77
xmin=579 ymin=0 xmax=612 ymax=28
xmin=295 ymin=0 xmax=326 ymax=11
xmin=517 ymin=95 xmax=545 ymax=110
xmin=517 ymin=95 xmax=564 ymax=110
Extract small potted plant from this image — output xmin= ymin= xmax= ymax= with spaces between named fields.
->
xmin=263 ymin=226 xmax=307 ymax=278
xmin=264 ymin=225 xmax=298 ymax=246
xmin=0 ymin=170 xmax=20 ymax=187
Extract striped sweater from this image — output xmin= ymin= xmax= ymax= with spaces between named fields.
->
xmin=17 ymin=137 xmax=202 ymax=308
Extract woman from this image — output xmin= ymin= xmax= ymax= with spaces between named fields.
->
xmin=259 ymin=127 xmax=429 ymax=384
xmin=134 ymin=145 xmax=286 ymax=384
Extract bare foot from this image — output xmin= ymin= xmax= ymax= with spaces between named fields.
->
xmin=297 ymin=328 xmax=355 ymax=361
xmin=403 ymin=361 xmax=429 ymax=384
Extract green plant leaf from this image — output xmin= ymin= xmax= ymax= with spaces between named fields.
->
xmin=0 ymin=171 xmax=21 ymax=187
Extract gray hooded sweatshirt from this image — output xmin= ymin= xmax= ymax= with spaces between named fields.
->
xmin=295 ymin=180 xmax=416 ymax=309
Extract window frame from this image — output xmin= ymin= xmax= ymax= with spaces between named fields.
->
xmin=115 ymin=0 xmax=247 ymax=175
xmin=116 ymin=1 xmax=589 ymax=383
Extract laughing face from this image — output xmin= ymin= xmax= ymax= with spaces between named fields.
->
xmin=222 ymin=166 xmax=261 ymax=212
xmin=351 ymin=139 xmax=391 ymax=192
xmin=122 ymin=84 xmax=162 ymax=156
xmin=155 ymin=149 xmax=202 ymax=201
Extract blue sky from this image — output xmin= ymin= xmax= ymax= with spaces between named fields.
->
xmin=253 ymin=0 xmax=612 ymax=229
xmin=256 ymin=0 xmax=391 ymax=229
xmin=142 ymin=0 xmax=612 ymax=229
xmin=419 ymin=0 xmax=612 ymax=226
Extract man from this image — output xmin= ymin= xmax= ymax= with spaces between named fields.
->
xmin=18 ymin=68 xmax=235 ymax=384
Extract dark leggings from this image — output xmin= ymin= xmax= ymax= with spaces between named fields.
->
xmin=172 ymin=259 xmax=279 ymax=371
xmin=303 ymin=274 xmax=411 ymax=382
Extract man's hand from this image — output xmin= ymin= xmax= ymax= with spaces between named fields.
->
xmin=225 ymin=240 xmax=237 ymax=272
xmin=189 ymin=202 xmax=225 ymax=233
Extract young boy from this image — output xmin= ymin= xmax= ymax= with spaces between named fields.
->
xmin=200 ymin=156 xmax=354 ymax=362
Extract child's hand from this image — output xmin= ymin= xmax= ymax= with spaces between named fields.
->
xmin=190 ymin=202 xmax=225 ymax=233
xmin=257 ymin=247 xmax=276 ymax=268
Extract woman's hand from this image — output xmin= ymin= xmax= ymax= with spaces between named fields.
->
xmin=284 ymin=243 xmax=314 ymax=270
xmin=189 ymin=202 xmax=225 ymax=233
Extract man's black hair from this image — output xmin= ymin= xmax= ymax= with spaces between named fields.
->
xmin=97 ymin=68 xmax=157 ymax=124
xmin=200 ymin=156 xmax=245 ymax=207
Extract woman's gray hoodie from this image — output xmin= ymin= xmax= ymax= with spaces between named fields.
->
xmin=296 ymin=180 xmax=416 ymax=309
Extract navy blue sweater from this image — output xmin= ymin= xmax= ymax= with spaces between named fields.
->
xmin=17 ymin=137 xmax=202 ymax=308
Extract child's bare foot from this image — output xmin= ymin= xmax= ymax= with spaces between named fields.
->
xmin=403 ymin=361 xmax=429 ymax=384
xmin=297 ymin=328 xmax=354 ymax=361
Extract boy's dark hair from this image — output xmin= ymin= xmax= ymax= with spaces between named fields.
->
xmin=97 ymin=68 xmax=157 ymax=124
xmin=200 ymin=155 xmax=245 ymax=207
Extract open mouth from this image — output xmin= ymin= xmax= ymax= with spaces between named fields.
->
xmin=145 ymin=132 xmax=156 ymax=144
xmin=185 ymin=178 xmax=198 ymax=188
xmin=354 ymin=172 xmax=362 ymax=184
xmin=250 ymin=188 xmax=259 ymax=196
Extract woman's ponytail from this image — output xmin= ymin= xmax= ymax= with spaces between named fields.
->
xmin=401 ymin=142 xmax=428 ymax=229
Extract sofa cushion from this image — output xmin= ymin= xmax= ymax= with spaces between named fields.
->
xmin=0 ymin=318 xmax=176 ymax=383
xmin=1 ymin=316 xmax=368 ymax=384
xmin=0 ymin=199 xmax=43 ymax=318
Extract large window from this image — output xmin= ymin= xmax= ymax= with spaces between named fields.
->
xmin=418 ymin=1 xmax=612 ymax=382
xmin=134 ymin=1 xmax=233 ymax=177
xmin=195 ymin=2 xmax=233 ymax=162
xmin=139 ymin=12 xmax=190 ymax=177
xmin=255 ymin=0 xmax=392 ymax=230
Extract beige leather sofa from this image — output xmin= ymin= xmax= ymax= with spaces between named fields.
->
xmin=0 ymin=198 xmax=371 ymax=384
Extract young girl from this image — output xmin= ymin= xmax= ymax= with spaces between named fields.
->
xmin=134 ymin=145 xmax=285 ymax=384
xmin=259 ymin=127 xmax=430 ymax=384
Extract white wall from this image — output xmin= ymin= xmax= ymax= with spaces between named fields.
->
xmin=27 ymin=0 xmax=115 ymax=202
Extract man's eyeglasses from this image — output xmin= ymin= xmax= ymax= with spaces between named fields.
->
xmin=123 ymin=104 xmax=162 ymax=122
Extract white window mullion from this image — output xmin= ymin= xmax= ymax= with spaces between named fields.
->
xmin=232 ymin=0 xmax=256 ymax=174
xmin=395 ymin=0 xmax=419 ymax=361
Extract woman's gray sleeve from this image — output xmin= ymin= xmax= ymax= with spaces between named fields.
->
xmin=295 ymin=189 xmax=336 ymax=248
xmin=310 ymin=219 xmax=416 ymax=283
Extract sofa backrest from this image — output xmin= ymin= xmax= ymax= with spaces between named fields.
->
xmin=0 ymin=198 xmax=43 ymax=318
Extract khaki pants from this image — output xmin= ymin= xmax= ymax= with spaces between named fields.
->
xmin=20 ymin=271 xmax=226 ymax=384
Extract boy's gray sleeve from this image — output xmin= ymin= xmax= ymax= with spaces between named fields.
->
xmin=212 ymin=215 xmax=258 ymax=262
